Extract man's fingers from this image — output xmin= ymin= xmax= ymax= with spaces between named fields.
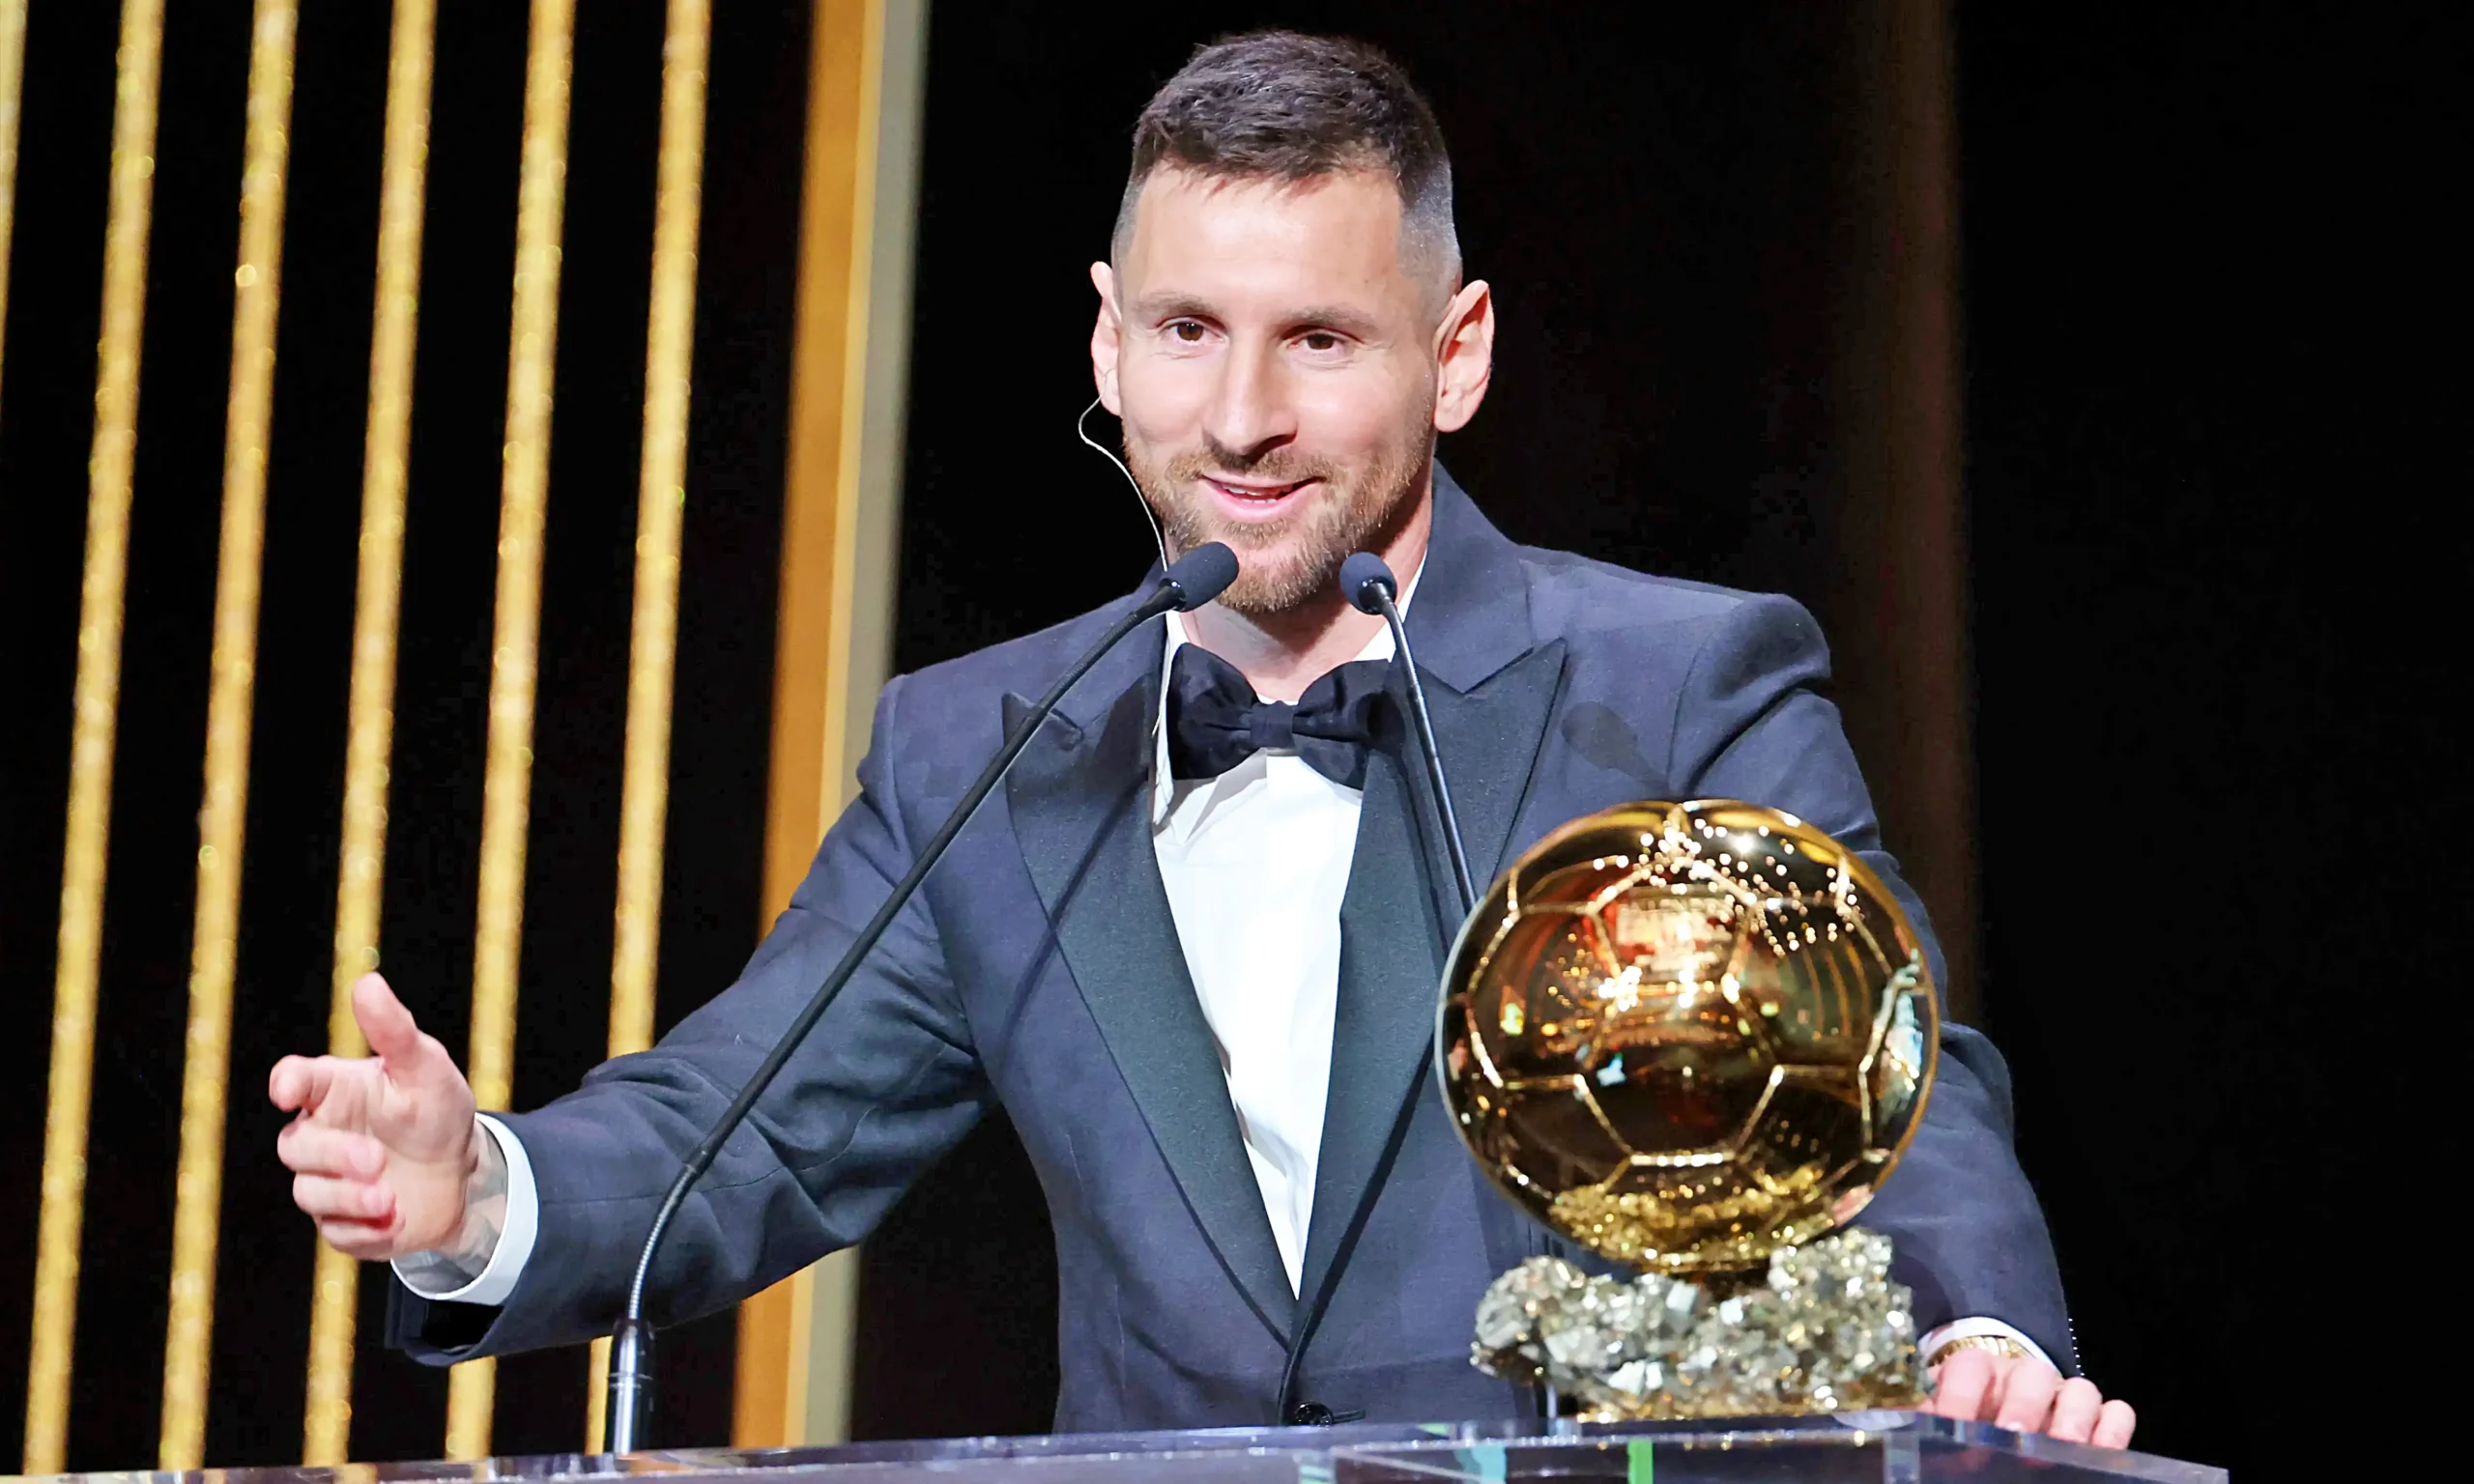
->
xmin=1992 ymin=1357 xmax=2062 ymax=1436
xmin=276 ymin=1120 xmax=386 ymax=1179
xmin=353 ymin=973 xmax=427 ymax=1068
xmin=316 ymin=1220 xmax=401 ymax=1262
xmin=2046 ymin=1377 xmax=2105 ymax=1443
xmin=269 ymin=1054 xmax=334 ymax=1113
xmin=292 ymin=1172 xmax=396 ymax=1225
xmin=1929 ymin=1346 xmax=2134 ymax=1449
xmin=1929 ymin=1348 xmax=1996 ymax=1420
xmin=356 ymin=972 xmax=467 ymax=1101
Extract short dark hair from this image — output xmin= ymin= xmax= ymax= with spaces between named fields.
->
xmin=1111 ymin=31 xmax=1460 ymax=294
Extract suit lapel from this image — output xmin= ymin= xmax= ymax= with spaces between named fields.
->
xmin=1296 ymin=643 xmax=1567 ymax=1313
xmin=1294 ymin=469 xmax=1571 ymax=1320
xmin=1293 ymin=724 xmax=1442 ymax=1318
xmin=1418 ymin=641 xmax=1570 ymax=890
xmin=1004 ymin=630 xmax=1297 ymax=1343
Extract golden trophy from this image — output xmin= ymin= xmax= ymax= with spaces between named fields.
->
xmin=1441 ymin=800 xmax=1939 ymax=1419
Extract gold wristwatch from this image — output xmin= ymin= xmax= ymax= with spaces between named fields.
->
xmin=1925 ymin=1333 xmax=2035 ymax=1368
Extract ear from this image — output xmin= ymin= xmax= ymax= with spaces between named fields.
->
xmin=1431 ymin=278 xmax=1494 ymax=434
xmin=1090 ymin=261 xmax=1124 ymax=415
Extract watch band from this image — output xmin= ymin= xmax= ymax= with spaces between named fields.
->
xmin=1925 ymin=1332 xmax=2036 ymax=1368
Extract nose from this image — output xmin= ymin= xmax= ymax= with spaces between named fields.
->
xmin=1201 ymin=339 xmax=1296 ymax=461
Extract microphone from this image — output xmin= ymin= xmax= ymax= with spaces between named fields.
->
xmin=605 ymin=541 xmax=1239 ymax=1452
xmin=1338 ymin=552 xmax=1474 ymax=913
xmin=1272 ymin=551 xmax=1482 ymax=1430
xmin=1338 ymin=552 xmax=1561 ymax=1420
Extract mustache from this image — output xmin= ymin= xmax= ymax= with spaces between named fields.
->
xmin=1162 ymin=439 xmax=1338 ymax=486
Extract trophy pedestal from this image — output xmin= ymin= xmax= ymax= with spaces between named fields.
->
xmin=1472 ymin=1230 xmax=1928 ymax=1420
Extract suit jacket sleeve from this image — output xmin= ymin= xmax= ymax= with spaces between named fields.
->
xmin=390 ymin=673 xmax=989 ymax=1362
xmin=1666 ymin=593 xmax=2077 ymax=1371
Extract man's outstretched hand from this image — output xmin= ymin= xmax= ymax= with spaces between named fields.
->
xmin=271 ymin=973 xmax=482 ymax=1261
xmin=1924 ymin=1348 xmax=2136 ymax=1448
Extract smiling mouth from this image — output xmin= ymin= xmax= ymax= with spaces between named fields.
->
xmin=1202 ymin=475 xmax=1316 ymax=507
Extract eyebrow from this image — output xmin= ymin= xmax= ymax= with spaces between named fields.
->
xmin=1130 ymin=294 xmax=1387 ymax=341
xmin=1281 ymin=303 xmax=1387 ymax=340
xmin=1130 ymin=293 xmax=1219 ymax=325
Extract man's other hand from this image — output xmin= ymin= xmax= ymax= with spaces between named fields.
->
xmin=270 ymin=973 xmax=481 ymax=1260
xmin=1925 ymin=1347 xmax=2137 ymax=1448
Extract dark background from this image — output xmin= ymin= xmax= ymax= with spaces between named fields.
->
xmin=868 ymin=3 xmax=2453 ymax=1477
xmin=0 ymin=1 xmax=2447 ymax=1478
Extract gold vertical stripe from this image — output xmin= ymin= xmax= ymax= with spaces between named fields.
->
xmin=780 ymin=1 xmax=899 ymax=1444
xmin=22 ymin=0 xmax=164 ymax=1471
xmin=159 ymin=2 xmax=300 ymax=1468
xmin=736 ymin=0 xmax=927 ymax=1447
xmin=611 ymin=0 xmax=707 ymax=1097
xmin=584 ymin=1340 xmax=611 ymax=1453
xmin=815 ymin=0 xmax=891 ymax=829
xmin=443 ymin=0 xmax=576 ymax=1460
xmin=732 ymin=0 xmax=876 ymax=1436
xmin=584 ymin=3 xmax=711 ymax=1449
xmin=0 ymin=0 xmax=27 ymax=394
xmin=0 ymin=0 xmax=26 ymax=1432
xmin=302 ymin=0 xmax=437 ymax=1464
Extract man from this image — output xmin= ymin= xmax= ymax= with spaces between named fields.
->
xmin=274 ymin=32 xmax=2133 ymax=1446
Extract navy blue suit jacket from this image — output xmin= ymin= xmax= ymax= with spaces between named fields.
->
xmin=395 ymin=471 xmax=2072 ymax=1428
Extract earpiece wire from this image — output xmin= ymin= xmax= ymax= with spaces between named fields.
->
xmin=1078 ymin=395 xmax=1169 ymax=570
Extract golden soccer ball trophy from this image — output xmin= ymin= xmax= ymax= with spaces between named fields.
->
xmin=1440 ymin=800 xmax=1939 ymax=1419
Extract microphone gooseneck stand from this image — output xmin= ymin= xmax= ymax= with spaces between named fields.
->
xmin=1339 ymin=552 xmax=1474 ymax=912
xmin=1270 ymin=553 xmax=1484 ymax=1428
xmin=1335 ymin=555 xmax=1565 ymax=1421
xmin=603 ymin=542 xmax=1240 ymax=1453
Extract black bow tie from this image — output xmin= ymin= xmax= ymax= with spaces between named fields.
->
xmin=1165 ymin=643 xmax=1390 ymax=789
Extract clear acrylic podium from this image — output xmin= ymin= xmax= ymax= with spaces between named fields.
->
xmin=55 ymin=1414 xmax=2222 ymax=1483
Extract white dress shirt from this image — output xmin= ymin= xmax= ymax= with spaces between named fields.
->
xmin=403 ymin=570 xmax=2051 ymax=1371
xmin=393 ymin=1112 xmax=537 ymax=1306
xmin=1148 ymin=580 xmax=1417 ymax=1297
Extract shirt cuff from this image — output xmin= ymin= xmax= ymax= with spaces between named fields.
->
xmin=389 ymin=1114 xmax=539 ymax=1307
xmin=1919 ymin=1316 xmax=2055 ymax=1373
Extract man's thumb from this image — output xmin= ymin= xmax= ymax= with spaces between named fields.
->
xmin=353 ymin=973 xmax=427 ymax=1068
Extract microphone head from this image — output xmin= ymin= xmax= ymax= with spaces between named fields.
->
xmin=1339 ymin=552 xmax=1397 ymax=614
xmin=1162 ymin=542 xmax=1240 ymax=612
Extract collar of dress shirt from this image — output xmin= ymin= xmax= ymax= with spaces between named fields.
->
xmin=1150 ymin=556 xmax=1424 ymax=829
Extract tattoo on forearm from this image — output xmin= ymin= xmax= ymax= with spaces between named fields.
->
xmin=395 ymin=1123 xmax=507 ymax=1292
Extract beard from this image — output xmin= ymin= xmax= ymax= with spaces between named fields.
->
xmin=1125 ymin=428 xmax=1432 ymax=616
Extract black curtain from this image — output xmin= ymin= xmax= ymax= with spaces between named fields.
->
xmin=1960 ymin=5 xmax=2449 ymax=1479
xmin=868 ymin=5 xmax=2447 ymax=1478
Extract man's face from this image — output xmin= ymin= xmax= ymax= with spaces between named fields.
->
xmin=1093 ymin=168 xmax=1448 ymax=615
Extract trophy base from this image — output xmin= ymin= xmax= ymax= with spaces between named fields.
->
xmin=1470 ymin=1229 xmax=1926 ymax=1421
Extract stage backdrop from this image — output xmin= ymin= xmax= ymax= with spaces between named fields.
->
xmin=0 ymin=0 xmax=911 ymax=1470
xmin=0 ymin=0 xmax=1976 ymax=1469
xmin=15 ymin=2 xmax=2423 ymax=1480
